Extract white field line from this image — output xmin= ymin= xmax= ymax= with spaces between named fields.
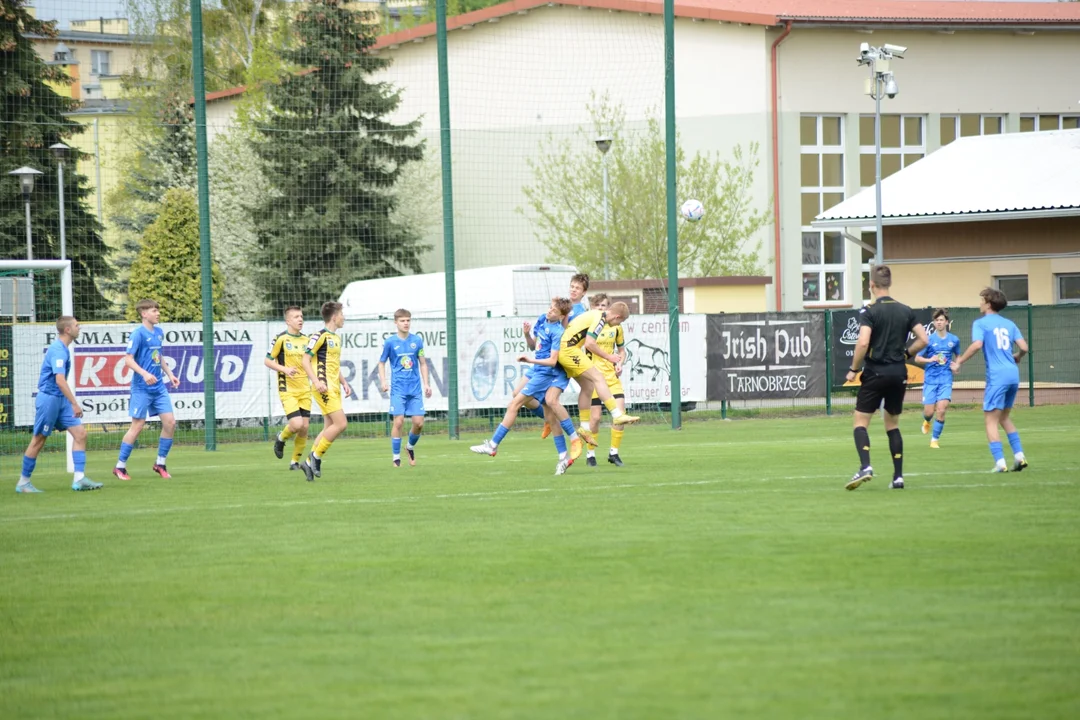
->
xmin=2 ymin=469 xmax=1076 ymax=525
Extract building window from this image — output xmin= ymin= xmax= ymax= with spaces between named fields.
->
xmin=801 ymin=115 xmax=846 ymax=304
xmin=994 ymin=275 xmax=1029 ymax=305
xmin=1020 ymin=114 xmax=1080 ymax=132
xmin=940 ymin=114 xmax=1004 ymax=145
xmin=642 ymin=287 xmax=683 ymax=313
xmin=91 ymin=50 xmax=111 ymax=76
xmin=1056 ymin=274 xmax=1080 ymax=304
xmin=860 ymin=235 xmax=876 ymax=304
xmin=859 ymin=115 xmax=925 ymax=187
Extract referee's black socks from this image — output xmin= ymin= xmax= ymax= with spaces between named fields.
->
xmin=853 ymin=427 xmax=871 ymax=469
xmin=887 ymin=428 xmax=903 ymax=479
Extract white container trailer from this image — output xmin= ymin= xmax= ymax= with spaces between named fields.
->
xmin=338 ymin=264 xmax=579 ymax=320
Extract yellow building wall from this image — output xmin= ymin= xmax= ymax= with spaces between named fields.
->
xmin=65 ymin=112 xmax=136 ymax=251
xmin=689 ymin=284 xmax=768 ymax=313
xmin=891 ymin=258 xmax=1078 ymax=307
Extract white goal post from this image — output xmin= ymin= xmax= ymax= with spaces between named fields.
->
xmin=1 ymin=260 xmax=75 ymax=471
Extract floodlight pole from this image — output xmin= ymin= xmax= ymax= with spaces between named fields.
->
xmin=859 ymin=44 xmax=903 ymax=266
xmin=874 ymin=81 xmax=882 ymax=265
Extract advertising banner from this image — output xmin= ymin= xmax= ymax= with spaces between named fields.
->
xmin=325 ymin=314 xmax=708 ymax=414
xmin=14 ymin=323 xmax=270 ymax=425
xmin=12 ymin=315 xmax=709 ymax=426
xmin=830 ymin=307 xmax=934 ymax=387
xmin=706 ymin=313 xmax=827 ymax=400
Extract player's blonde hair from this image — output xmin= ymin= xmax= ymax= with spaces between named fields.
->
xmin=607 ymin=301 xmax=630 ymax=320
xmin=55 ymin=315 xmax=77 ymax=334
xmin=284 ymin=305 xmax=302 ymax=318
xmin=394 ymin=308 xmax=412 ymax=320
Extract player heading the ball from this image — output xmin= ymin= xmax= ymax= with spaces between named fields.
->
xmin=558 ymin=301 xmax=640 ymax=434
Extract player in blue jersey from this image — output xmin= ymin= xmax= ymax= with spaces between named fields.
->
xmin=566 ymin=272 xmax=590 ymax=322
xmin=16 ymin=316 xmax=102 ymax=493
xmin=952 ymin=287 xmax=1030 ymax=473
xmin=471 ymin=297 xmax=585 ymax=474
xmin=113 ymin=299 xmax=181 ymax=481
xmin=378 ymin=309 xmax=433 ymax=467
xmin=914 ymin=308 xmax=961 ymax=448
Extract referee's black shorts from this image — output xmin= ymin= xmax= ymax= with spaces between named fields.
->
xmin=856 ymin=365 xmax=907 ymax=415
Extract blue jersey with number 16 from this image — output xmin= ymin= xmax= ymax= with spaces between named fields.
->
xmin=973 ymin=314 xmax=1022 ymax=386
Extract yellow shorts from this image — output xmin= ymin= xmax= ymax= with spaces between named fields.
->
xmin=591 ymin=363 xmax=624 ymax=402
xmin=280 ymin=390 xmax=312 ymax=418
xmin=559 ymin=347 xmax=594 ymax=379
xmin=315 ymin=388 xmax=343 ymax=416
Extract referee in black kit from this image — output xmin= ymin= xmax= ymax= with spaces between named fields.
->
xmin=845 ymin=265 xmax=929 ymax=491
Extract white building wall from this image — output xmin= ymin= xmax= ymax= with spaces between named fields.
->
xmin=376 ymin=8 xmax=772 ymax=274
xmin=774 ymin=27 xmax=1080 ymax=310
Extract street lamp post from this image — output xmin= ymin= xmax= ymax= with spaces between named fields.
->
xmin=8 ymin=166 xmax=44 ymax=322
xmin=50 ymin=143 xmax=71 ymax=260
xmin=857 ymin=43 xmax=906 ymax=266
xmin=594 ymin=135 xmax=613 ymax=277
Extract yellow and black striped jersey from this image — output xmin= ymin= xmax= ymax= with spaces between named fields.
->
xmin=560 ymin=309 xmax=608 ymax=351
xmin=593 ymin=324 xmax=624 ymax=369
xmin=305 ymin=329 xmax=342 ymax=387
xmin=267 ymin=331 xmax=310 ymax=394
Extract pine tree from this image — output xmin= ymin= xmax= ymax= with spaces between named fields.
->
xmin=102 ymin=93 xmax=196 ymax=312
xmin=127 ymin=188 xmax=224 ymax=322
xmin=0 ymin=0 xmax=113 ymax=318
xmin=252 ymin=0 xmax=428 ymax=316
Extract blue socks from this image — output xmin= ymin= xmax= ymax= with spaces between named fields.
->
xmin=21 ymin=455 xmax=36 ymax=479
xmin=408 ymin=432 xmax=420 ymax=448
xmin=392 ymin=437 xmax=402 ymax=456
xmin=531 ymin=405 xmax=546 ymax=419
xmin=932 ymin=420 xmax=944 ymax=440
xmin=553 ymin=435 xmax=567 ymax=456
xmin=989 ymin=441 xmax=1005 ymax=463
xmin=157 ymin=437 xmax=173 ymax=459
xmin=559 ymin=418 xmax=576 ymax=438
xmin=72 ymin=450 xmax=86 ymax=473
xmin=1007 ymin=432 xmax=1023 ymax=456
xmin=492 ymin=423 xmax=510 ymax=446
xmin=118 ymin=441 xmax=134 ymax=464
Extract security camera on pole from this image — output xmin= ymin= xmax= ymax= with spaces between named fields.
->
xmin=857 ymin=42 xmax=906 ymax=266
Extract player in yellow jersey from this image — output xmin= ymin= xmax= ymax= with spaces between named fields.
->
xmin=558 ymin=301 xmax=639 ymax=434
xmin=264 ymin=306 xmax=311 ymax=471
xmin=299 ymin=301 xmax=352 ymax=481
xmin=584 ymin=294 xmax=629 ymax=467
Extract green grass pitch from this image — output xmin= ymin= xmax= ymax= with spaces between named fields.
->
xmin=2 ymin=406 xmax=1078 ymax=719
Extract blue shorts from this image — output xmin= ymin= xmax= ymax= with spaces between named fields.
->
xmin=984 ymin=383 xmax=1019 ymax=412
xmin=389 ymin=393 xmax=424 ymax=417
xmin=130 ymin=390 xmax=173 ymax=419
xmin=523 ymin=368 xmax=569 ymax=403
xmin=33 ymin=393 xmax=81 ymax=437
xmin=922 ymin=382 xmax=953 ymax=405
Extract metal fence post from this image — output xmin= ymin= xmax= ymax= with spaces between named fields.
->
xmin=824 ymin=310 xmax=832 ymax=416
xmin=1027 ymin=304 xmax=1035 ymax=407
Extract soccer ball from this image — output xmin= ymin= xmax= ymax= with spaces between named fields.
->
xmin=680 ymin=199 xmax=705 ymax=222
